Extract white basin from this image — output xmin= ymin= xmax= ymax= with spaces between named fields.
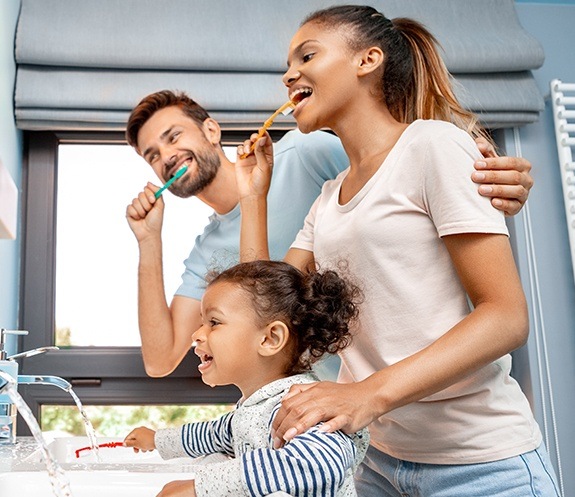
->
xmin=0 ymin=471 xmax=293 ymax=497
xmin=0 ymin=470 xmax=185 ymax=497
xmin=2 ymin=437 xmax=292 ymax=496
xmin=25 ymin=436 xmax=166 ymax=465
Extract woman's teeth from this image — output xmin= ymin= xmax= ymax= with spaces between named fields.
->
xmin=290 ymin=87 xmax=312 ymax=104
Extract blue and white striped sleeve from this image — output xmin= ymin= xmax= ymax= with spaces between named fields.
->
xmin=242 ymin=427 xmax=358 ymax=497
xmin=194 ymin=426 xmax=361 ymax=497
xmin=155 ymin=411 xmax=235 ymax=460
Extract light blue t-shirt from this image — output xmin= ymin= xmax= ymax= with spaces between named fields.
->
xmin=175 ymin=129 xmax=349 ymax=300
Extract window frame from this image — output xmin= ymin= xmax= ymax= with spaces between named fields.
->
xmin=17 ymin=130 xmax=263 ymax=433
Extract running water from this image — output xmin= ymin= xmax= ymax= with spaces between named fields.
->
xmin=67 ymin=388 xmax=100 ymax=463
xmin=17 ymin=376 xmax=101 ymax=461
xmin=0 ymin=371 xmax=73 ymax=497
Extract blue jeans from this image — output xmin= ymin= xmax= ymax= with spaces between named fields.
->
xmin=355 ymin=443 xmax=560 ymax=497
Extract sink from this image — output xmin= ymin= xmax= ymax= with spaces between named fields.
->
xmin=24 ymin=436 xmax=166 ymax=465
xmin=21 ymin=435 xmax=230 ymax=469
xmin=3 ymin=436 xmax=199 ymax=496
xmin=0 ymin=471 xmax=293 ymax=496
xmin=2 ymin=437 xmax=292 ymax=496
xmin=0 ymin=470 xmax=186 ymax=497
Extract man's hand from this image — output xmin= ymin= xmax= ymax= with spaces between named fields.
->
xmin=473 ymin=138 xmax=533 ymax=217
xmin=126 ymin=182 xmax=164 ymax=242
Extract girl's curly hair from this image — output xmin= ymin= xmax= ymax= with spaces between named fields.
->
xmin=206 ymin=260 xmax=362 ymax=374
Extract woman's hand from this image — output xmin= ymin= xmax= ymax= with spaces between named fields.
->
xmin=271 ymin=380 xmax=378 ymax=449
xmin=236 ymin=131 xmax=274 ymax=262
xmin=472 ymin=137 xmax=533 ymax=217
xmin=235 ymin=131 xmax=274 ymax=201
xmin=156 ymin=479 xmax=196 ymax=497
xmin=123 ymin=426 xmax=156 ymax=453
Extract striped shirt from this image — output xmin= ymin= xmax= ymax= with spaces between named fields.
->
xmin=155 ymin=373 xmax=369 ymax=496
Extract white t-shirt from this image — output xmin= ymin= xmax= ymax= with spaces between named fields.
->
xmin=292 ymin=119 xmax=541 ymax=464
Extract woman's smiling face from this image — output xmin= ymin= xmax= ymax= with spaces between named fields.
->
xmin=283 ymin=21 xmax=361 ymax=134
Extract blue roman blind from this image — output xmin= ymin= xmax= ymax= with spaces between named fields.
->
xmin=14 ymin=0 xmax=545 ymax=131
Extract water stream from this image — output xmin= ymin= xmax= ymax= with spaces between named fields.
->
xmin=18 ymin=376 xmax=102 ymax=463
xmin=67 ymin=388 xmax=100 ymax=463
xmin=0 ymin=371 xmax=73 ymax=497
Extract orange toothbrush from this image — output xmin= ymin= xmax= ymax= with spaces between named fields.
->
xmin=240 ymin=100 xmax=295 ymax=159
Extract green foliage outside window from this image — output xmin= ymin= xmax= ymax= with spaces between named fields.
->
xmin=42 ymin=404 xmax=234 ymax=437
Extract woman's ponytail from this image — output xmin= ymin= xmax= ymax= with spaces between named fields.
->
xmin=391 ymin=18 xmax=490 ymax=143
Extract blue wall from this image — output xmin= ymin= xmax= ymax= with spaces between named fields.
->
xmin=505 ymin=2 xmax=575 ymax=495
xmin=0 ymin=0 xmax=22 ymax=356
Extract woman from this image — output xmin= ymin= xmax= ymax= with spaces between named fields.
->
xmin=236 ymin=5 xmax=559 ymax=496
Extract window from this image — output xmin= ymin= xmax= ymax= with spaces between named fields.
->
xmin=54 ymin=143 xmax=212 ymax=347
xmin=18 ymin=131 xmax=247 ymax=434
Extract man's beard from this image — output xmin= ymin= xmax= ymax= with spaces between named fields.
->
xmin=167 ymin=147 xmax=221 ymax=198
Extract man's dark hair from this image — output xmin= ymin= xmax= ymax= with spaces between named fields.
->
xmin=126 ymin=90 xmax=211 ymax=149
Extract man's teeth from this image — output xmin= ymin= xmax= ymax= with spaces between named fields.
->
xmin=171 ymin=162 xmax=189 ymax=177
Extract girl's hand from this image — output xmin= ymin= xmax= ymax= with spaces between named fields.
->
xmin=271 ymin=381 xmax=378 ymax=449
xmin=123 ymin=426 xmax=157 ymax=453
xmin=156 ymin=479 xmax=196 ymax=497
xmin=235 ymin=131 xmax=274 ymax=201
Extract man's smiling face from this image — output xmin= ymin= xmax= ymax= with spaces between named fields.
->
xmin=137 ymin=106 xmax=221 ymax=198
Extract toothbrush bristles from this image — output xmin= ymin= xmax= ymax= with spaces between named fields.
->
xmin=154 ymin=164 xmax=188 ymax=199
xmin=281 ymin=104 xmax=295 ymax=116
xmin=239 ymin=101 xmax=295 ymax=159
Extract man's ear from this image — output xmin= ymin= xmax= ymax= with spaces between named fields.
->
xmin=357 ymin=46 xmax=384 ymax=77
xmin=258 ymin=321 xmax=290 ymax=357
xmin=202 ymin=117 xmax=222 ymax=146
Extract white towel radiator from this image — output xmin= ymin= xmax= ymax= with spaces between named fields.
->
xmin=550 ymin=79 xmax=575 ymax=282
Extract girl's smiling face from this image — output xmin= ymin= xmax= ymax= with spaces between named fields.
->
xmin=283 ymin=21 xmax=360 ymax=134
xmin=192 ymin=281 xmax=271 ymax=398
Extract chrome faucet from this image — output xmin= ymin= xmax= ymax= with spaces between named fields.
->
xmin=8 ymin=346 xmax=60 ymax=361
xmin=0 ymin=328 xmax=64 ymax=444
xmin=17 ymin=375 xmax=71 ymax=392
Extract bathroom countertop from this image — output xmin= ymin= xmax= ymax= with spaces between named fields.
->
xmin=0 ymin=437 xmax=42 ymax=472
xmin=0 ymin=436 xmax=198 ymax=473
xmin=0 ymin=437 xmax=292 ymax=496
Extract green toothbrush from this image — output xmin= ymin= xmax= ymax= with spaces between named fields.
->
xmin=154 ymin=164 xmax=188 ymax=199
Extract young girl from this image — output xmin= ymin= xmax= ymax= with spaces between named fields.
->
xmin=236 ymin=5 xmax=559 ymax=496
xmin=124 ymin=259 xmax=369 ymax=497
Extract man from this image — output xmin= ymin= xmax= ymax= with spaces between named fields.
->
xmin=125 ymin=90 xmax=533 ymax=378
